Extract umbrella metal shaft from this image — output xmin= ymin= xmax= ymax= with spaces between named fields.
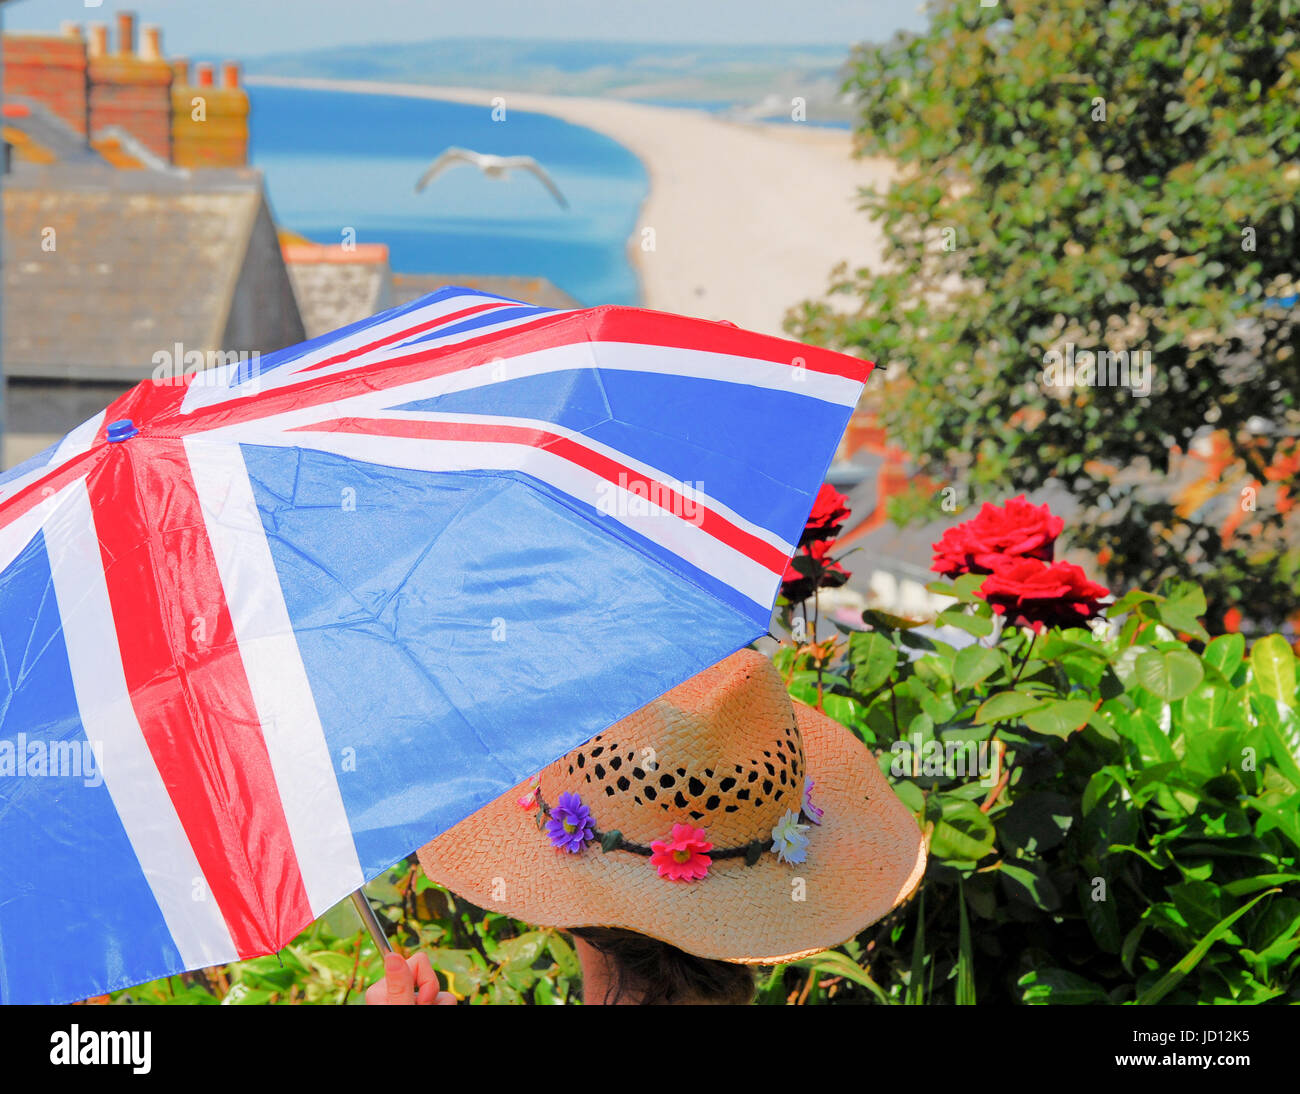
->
xmin=350 ymin=889 xmax=393 ymax=954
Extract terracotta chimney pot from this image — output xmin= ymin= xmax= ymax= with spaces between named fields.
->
xmin=196 ymin=62 xmax=215 ymax=88
xmin=140 ymin=25 xmax=163 ymax=61
xmin=116 ymin=11 xmax=135 ymax=55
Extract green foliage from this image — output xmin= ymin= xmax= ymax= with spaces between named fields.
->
xmin=106 ymin=863 xmax=582 ymax=1005
xmin=788 ymin=0 xmax=1300 ymax=630
xmin=772 ymin=577 xmax=1300 ymax=1004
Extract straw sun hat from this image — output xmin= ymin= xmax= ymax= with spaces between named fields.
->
xmin=417 ymin=648 xmax=926 ymax=964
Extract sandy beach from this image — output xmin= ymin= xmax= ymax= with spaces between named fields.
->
xmin=247 ymin=75 xmax=893 ymax=339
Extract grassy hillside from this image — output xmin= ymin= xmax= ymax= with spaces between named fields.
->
xmin=244 ymin=38 xmax=861 ymax=120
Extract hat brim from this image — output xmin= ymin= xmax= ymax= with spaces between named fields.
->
xmin=416 ymin=700 xmax=927 ymax=964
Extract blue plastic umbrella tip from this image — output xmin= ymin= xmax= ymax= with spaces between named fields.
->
xmin=107 ymin=419 xmax=139 ymax=442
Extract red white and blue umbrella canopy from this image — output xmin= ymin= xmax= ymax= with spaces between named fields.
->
xmin=0 ymin=287 xmax=872 ymax=1004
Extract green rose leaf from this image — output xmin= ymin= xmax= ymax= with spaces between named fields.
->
xmin=929 ymin=798 xmax=996 ymax=861
xmin=953 ymin=645 xmax=1003 ymax=690
xmin=1250 ymin=634 xmax=1296 ymax=706
xmin=849 ymin=630 xmax=899 ymax=693
xmin=1153 ymin=581 xmax=1210 ymax=641
xmin=1135 ymin=648 xmax=1204 ymax=700
xmin=1023 ymin=699 xmax=1098 ymax=739
xmin=936 ymin=609 xmax=995 ymax=638
xmin=861 ymin=608 xmax=923 ymax=631
xmin=1019 ymin=968 xmax=1110 ymax=1005
xmin=1203 ymin=633 xmax=1245 ymax=679
xmin=975 ymin=691 xmax=1046 ymax=725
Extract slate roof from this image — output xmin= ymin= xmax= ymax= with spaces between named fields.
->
xmin=2 ymin=96 xmax=102 ymax=166
xmin=3 ymin=162 xmax=296 ymax=381
xmin=391 ymin=272 xmax=580 ymax=310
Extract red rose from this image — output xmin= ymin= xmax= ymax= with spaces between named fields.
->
xmin=800 ymin=483 xmax=852 ymax=547
xmin=931 ymin=495 xmax=1065 ymax=577
xmin=781 ymin=539 xmax=850 ymax=604
xmin=974 ymin=557 xmax=1110 ymax=633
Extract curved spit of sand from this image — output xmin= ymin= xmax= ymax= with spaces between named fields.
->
xmin=248 ymin=75 xmax=893 ymax=339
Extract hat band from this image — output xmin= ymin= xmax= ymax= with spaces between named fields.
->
xmin=533 ymin=787 xmax=770 ymax=865
xmin=526 ymin=779 xmax=824 ymax=882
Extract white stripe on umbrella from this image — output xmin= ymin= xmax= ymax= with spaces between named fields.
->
xmin=0 ymin=489 xmax=62 ymax=573
xmin=324 ymin=408 xmax=797 ymax=556
xmin=0 ymin=412 xmax=105 ymax=507
xmin=180 ymin=339 xmax=852 ymax=510
xmin=202 ymin=428 xmax=784 ymax=609
xmin=181 ymin=336 xmax=859 ymax=440
xmin=186 ymin=439 xmax=366 ymax=916
xmin=44 ymin=479 xmax=240 ymax=970
xmin=179 ymin=296 xmax=561 ymax=413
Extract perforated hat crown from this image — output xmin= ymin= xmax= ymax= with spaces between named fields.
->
xmin=541 ymin=650 xmax=805 ymax=850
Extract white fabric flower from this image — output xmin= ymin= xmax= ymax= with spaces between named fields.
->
xmin=770 ymin=809 xmax=811 ymax=864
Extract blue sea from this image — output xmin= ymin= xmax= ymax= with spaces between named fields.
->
xmin=247 ymin=84 xmax=648 ymax=306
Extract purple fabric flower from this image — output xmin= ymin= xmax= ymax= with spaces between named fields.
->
xmin=545 ymin=791 xmax=595 ymax=853
xmin=802 ymin=777 xmax=824 ymax=826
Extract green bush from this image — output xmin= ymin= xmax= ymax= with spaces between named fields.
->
xmin=787 ymin=0 xmax=1300 ymax=630
xmin=776 ymin=576 xmax=1300 ymax=1004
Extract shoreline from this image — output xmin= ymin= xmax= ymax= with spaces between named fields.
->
xmin=246 ymin=74 xmax=893 ymax=338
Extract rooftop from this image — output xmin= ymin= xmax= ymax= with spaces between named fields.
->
xmin=4 ymin=163 xmax=290 ymax=382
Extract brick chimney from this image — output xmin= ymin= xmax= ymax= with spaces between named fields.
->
xmin=87 ymin=10 xmax=174 ymax=161
xmin=172 ymin=57 xmax=249 ymax=167
xmin=2 ymin=27 xmax=91 ymax=136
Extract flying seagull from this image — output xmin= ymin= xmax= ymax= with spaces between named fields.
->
xmin=415 ymin=147 xmax=569 ymax=209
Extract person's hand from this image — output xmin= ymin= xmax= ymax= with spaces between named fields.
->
xmin=365 ymin=951 xmax=457 ymax=1005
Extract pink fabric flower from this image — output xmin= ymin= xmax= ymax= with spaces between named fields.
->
xmin=649 ymin=824 xmax=713 ymax=881
xmin=516 ymin=775 xmax=541 ymax=810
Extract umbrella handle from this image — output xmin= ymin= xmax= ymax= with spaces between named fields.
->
xmin=350 ymin=889 xmax=393 ymax=955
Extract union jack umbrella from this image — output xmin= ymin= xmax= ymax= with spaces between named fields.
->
xmin=0 ymin=286 xmax=872 ymax=1004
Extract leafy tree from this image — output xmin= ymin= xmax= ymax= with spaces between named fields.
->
xmin=788 ymin=0 xmax=1300 ymax=633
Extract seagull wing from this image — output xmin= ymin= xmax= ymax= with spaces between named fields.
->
xmin=506 ymin=156 xmax=570 ymax=209
xmin=415 ymin=147 xmax=479 ymax=192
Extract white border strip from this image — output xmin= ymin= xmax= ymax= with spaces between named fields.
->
xmin=186 ymin=439 xmax=365 ymax=914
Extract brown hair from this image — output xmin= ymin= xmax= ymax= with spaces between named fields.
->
xmin=570 ymin=926 xmax=756 ymax=1005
